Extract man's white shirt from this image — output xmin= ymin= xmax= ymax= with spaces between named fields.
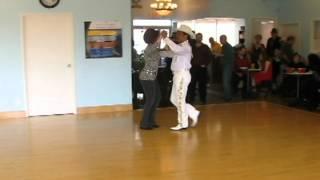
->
xmin=160 ymin=38 xmax=192 ymax=72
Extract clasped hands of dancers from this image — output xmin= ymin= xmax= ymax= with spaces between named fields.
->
xmin=139 ymin=25 xmax=200 ymax=131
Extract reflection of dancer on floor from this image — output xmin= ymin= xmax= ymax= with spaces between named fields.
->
xmin=160 ymin=25 xmax=200 ymax=131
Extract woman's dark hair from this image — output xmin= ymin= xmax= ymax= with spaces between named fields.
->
xmin=143 ymin=28 xmax=160 ymax=44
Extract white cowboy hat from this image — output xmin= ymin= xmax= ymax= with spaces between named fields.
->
xmin=177 ymin=25 xmax=195 ymax=39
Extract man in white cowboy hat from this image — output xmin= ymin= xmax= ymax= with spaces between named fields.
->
xmin=160 ymin=25 xmax=200 ymax=131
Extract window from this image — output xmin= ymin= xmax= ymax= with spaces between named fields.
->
xmin=178 ymin=18 xmax=246 ymax=46
xmin=133 ymin=19 xmax=172 ymax=54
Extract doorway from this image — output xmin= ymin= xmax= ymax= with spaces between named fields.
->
xmin=279 ymin=23 xmax=301 ymax=52
xmin=252 ymin=18 xmax=276 ymax=46
xmin=311 ymin=20 xmax=320 ymax=53
xmin=23 ymin=13 xmax=76 ymax=116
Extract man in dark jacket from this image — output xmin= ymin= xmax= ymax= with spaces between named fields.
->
xmin=266 ymin=28 xmax=282 ymax=58
xmin=188 ymin=33 xmax=213 ymax=104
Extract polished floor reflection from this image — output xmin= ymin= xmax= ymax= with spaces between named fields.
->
xmin=1 ymin=102 xmax=320 ymax=179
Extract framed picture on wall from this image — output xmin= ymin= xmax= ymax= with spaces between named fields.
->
xmin=85 ymin=21 xmax=122 ymax=58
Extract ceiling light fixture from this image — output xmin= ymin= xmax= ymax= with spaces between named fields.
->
xmin=150 ymin=0 xmax=178 ymax=16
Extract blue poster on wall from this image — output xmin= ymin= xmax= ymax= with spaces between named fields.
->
xmin=85 ymin=21 xmax=122 ymax=58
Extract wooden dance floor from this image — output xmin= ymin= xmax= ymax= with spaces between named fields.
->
xmin=1 ymin=101 xmax=320 ymax=179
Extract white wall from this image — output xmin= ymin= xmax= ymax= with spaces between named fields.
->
xmin=278 ymin=0 xmax=320 ymax=55
xmin=178 ymin=18 xmax=245 ymax=46
xmin=209 ymin=0 xmax=279 ymax=46
xmin=0 ymin=0 xmax=132 ymax=112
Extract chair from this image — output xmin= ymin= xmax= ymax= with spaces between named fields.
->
xmin=255 ymin=62 xmax=273 ymax=97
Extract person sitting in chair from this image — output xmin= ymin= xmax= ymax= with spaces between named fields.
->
xmin=233 ymin=47 xmax=251 ymax=97
xmin=302 ymin=54 xmax=320 ymax=110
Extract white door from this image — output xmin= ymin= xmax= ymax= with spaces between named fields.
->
xmin=23 ymin=13 xmax=76 ymax=116
xmin=280 ymin=23 xmax=301 ymax=52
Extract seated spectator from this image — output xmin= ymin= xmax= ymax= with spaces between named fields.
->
xmin=253 ymin=52 xmax=273 ymax=86
xmin=287 ymin=53 xmax=307 ymax=71
xmin=250 ymin=53 xmax=273 ymax=97
xmin=233 ymin=47 xmax=251 ymax=97
xmin=235 ymin=47 xmax=251 ymax=70
xmin=309 ymin=53 xmax=320 ymax=72
xmin=280 ymin=53 xmax=308 ymax=97
xmin=302 ymin=54 xmax=320 ymax=110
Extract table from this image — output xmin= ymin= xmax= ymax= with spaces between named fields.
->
xmin=286 ymin=71 xmax=313 ymax=99
xmin=240 ymin=67 xmax=262 ymax=95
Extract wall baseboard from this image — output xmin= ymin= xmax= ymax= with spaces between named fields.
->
xmin=0 ymin=104 xmax=133 ymax=120
xmin=77 ymin=104 xmax=133 ymax=114
xmin=0 ymin=111 xmax=26 ymax=120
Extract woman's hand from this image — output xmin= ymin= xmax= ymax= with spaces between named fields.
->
xmin=161 ymin=31 xmax=168 ymax=39
xmin=155 ymin=35 xmax=162 ymax=46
